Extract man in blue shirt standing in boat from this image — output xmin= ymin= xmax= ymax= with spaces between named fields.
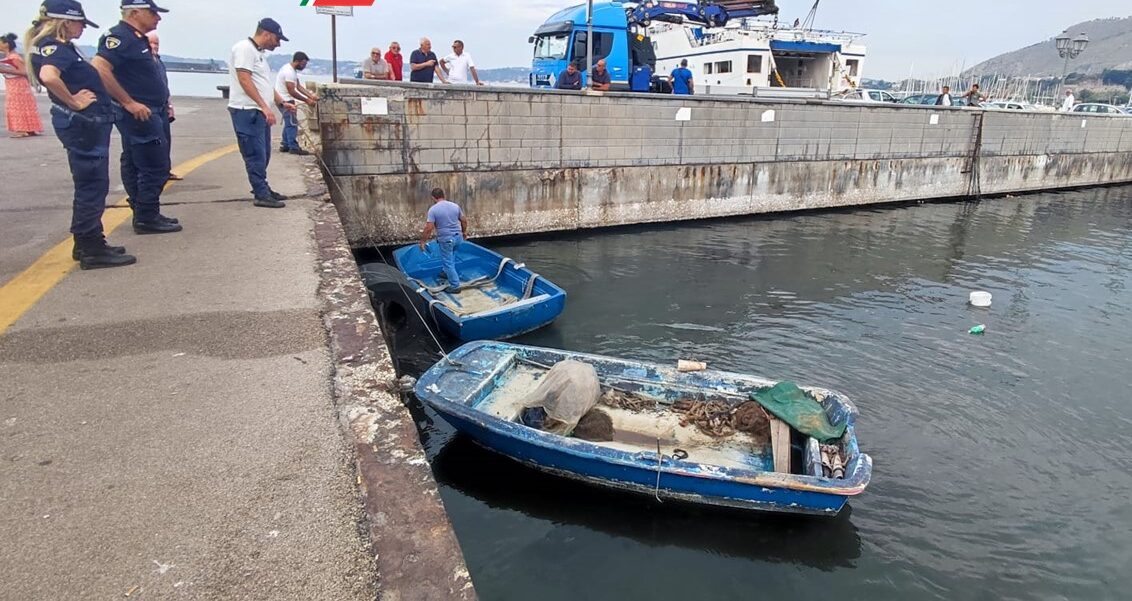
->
xmin=419 ymin=187 xmax=468 ymax=291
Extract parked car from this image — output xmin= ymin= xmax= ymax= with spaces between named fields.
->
xmin=1071 ymin=103 xmax=1128 ymax=115
xmin=985 ymin=101 xmax=1027 ymax=110
xmin=899 ymin=93 xmax=968 ymax=107
xmin=834 ymin=89 xmax=899 ymax=103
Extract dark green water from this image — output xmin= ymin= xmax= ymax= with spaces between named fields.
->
xmin=386 ymin=186 xmax=1132 ymax=601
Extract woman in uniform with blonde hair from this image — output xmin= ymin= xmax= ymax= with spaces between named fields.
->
xmin=26 ymin=0 xmax=135 ymax=269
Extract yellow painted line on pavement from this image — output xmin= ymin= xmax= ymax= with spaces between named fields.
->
xmin=0 ymin=143 xmax=239 ymax=334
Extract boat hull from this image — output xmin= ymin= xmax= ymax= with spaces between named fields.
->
xmin=392 ymin=241 xmax=567 ymax=341
xmin=416 ymin=341 xmax=872 ymax=516
xmin=433 ymin=404 xmax=850 ymax=515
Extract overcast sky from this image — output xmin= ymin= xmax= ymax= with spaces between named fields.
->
xmin=7 ymin=0 xmax=1129 ymax=79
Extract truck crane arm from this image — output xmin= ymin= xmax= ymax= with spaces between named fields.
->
xmin=628 ymin=0 xmax=779 ymax=28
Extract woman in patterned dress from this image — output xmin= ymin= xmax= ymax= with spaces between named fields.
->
xmin=0 ymin=32 xmax=44 ymax=137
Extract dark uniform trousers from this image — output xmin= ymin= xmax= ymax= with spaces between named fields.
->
xmin=115 ymin=103 xmax=171 ymax=223
xmin=50 ymin=105 xmax=114 ymax=247
xmin=229 ymin=107 xmax=272 ymax=198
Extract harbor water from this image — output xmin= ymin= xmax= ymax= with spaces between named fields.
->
xmin=384 ymin=186 xmax=1132 ymax=600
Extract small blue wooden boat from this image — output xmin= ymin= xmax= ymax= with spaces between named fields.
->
xmin=392 ymin=241 xmax=567 ymax=341
xmin=415 ymin=341 xmax=872 ymax=516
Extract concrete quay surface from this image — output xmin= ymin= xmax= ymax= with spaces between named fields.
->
xmin=0 ymin=97 xmax=471 ymax=599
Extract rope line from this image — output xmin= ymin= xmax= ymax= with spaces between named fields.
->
xmin=314 ymin=152 xmax=452 ymax=363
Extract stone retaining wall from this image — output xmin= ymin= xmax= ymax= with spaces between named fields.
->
xmin=315 ymin=81 xmax=1132 ymax=245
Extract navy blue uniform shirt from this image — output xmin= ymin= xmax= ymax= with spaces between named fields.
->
xmin=97 ymin=21 xmax=169 ymax=106
xmin=409 ymin=50 xmax=438 ymax=83
xmin=31 ymin=36 xmax=110 ymax=108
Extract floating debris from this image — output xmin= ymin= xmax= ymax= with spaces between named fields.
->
xmin=677 ymin=359 xmax=707 ymax=372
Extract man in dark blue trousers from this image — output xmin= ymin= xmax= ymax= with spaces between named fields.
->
xmin=226 ymin=18 xmax=290 ymax=208
xmin=91 ymin=0 xmax=181 ymax=234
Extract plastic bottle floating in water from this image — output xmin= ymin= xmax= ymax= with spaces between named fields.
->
xmin=968 ymin=324 xmax=986 ymax=335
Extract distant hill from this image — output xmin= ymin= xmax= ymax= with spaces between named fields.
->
xmin=965 ymin=16 xmax=1132 ymax=77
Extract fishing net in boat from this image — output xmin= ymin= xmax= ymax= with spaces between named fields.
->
xmin=573 ymin=408 xmax=614 ymax=442
xmin=673 ymin=399 xmax=771 ymax=441
xmin=600 ymin=388 xmax=658 ymax=411
xmin=519 ymin=360 xmax=602 ymax=436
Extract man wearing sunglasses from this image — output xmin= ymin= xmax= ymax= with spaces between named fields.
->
xmin=440 ymin=40 xmax=482 ymax=86
xmin=361 ymin=46 xmax=392 ymax=80
xmin=384 ymin=42 xmax=403 ymax=81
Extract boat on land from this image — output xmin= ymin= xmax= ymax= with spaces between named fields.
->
xmin=392 ymin=241 xmax=567 ymax=341
xmin=415 ymin=341 xmax=872 ymax=515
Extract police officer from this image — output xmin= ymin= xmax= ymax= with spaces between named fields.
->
xmin=91 ymin=0 xmax=181 ymax=234
xmin=27 ymin=0 xmax=136 ymax=269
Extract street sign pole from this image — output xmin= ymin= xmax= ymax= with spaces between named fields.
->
xmin=314 ymin=5 xmax=353 ymax=82
xmin=586 ymin=0 xmax=594 ymax=81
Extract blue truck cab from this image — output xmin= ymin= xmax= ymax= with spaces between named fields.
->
xmin=530 ymin=2 xmax=633 ymax=90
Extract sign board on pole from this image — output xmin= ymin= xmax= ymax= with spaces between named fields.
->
xmin=315 ymin=6 xmax=353 ymax=16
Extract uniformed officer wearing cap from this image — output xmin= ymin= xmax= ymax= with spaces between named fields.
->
xmin=91 ymin=0 xmax=181 ymax=234
xmin=26 ymin=0 xmax=136 ymax=269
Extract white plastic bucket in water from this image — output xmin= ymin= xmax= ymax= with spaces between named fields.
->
xmin=969 ymin=291 xmax=992 ymax=307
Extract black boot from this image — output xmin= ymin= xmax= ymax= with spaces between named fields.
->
xmin=72 ymin=242 xmax=127 ymax=261
xmin=78 ymin=240 xmax=137 ymax=270
xmin=133 ymin=219 xmax=183 ymax=234
xmin=132 ymin=214 xmax=180 ymax=226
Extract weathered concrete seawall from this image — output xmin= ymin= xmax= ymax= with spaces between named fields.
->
xmin=315 ymin=81 xmax=1132 ymax=246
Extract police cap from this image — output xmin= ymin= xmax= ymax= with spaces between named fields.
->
xmin=41 ymin=0 xmax=99 ymax=28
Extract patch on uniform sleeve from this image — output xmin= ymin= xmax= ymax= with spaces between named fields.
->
xmin=104 ymin=37 xmax=121 ymax=50
xmin=40 ymin=45 xmax=57 ymax=56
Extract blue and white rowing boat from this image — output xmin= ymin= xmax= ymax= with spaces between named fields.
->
xmin=415 ymin=341 xmax=873 ymax=515
xmin=392 ymin=241 xmax=567 ymax=341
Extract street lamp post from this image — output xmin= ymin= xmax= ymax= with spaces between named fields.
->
xmin=1055 ymin=31 xmax=1089 ymax=98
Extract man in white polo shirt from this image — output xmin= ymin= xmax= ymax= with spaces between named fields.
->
xmin=275 ymin=51 xmax=317 ymax=155
xmin=440 ymin=40 xmax=483 ymax=86
xmin=228 ymin=17 xmax=289 ymax=208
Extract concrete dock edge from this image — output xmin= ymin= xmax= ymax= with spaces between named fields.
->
xmin=305 ymin=161 xmax=476 ymax=600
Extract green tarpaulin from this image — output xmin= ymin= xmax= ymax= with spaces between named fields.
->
xmin=750 ymin=381 xmax=846 ymax=442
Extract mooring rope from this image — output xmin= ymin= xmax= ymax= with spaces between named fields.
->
xmin=522 ymin=273 xmax=540 ymax=300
